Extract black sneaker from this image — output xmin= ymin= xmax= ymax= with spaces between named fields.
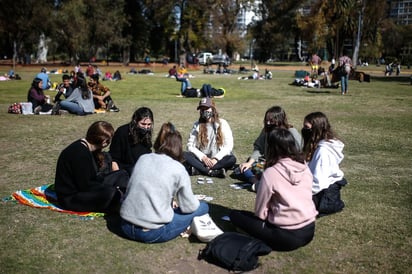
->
xmin=110 ymin=106 xmax=120 ymax=112
xmin=208 ymin=168 xmax=226 ymax=178
xmin=51 ymin=103 xmax=61 ymax=115
xmin=191 ymin=167 xmax=201 ymax=176
xmin=106 ymin=100 xmax=114 ymax=111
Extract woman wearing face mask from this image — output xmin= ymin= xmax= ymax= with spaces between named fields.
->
xmin=302 ymin=112 xmax=347 ymax=216
xmin=184 ymin=97 xmax=236 ymax=178
xmin=234 ymin=106 xmax=302 ymax=191
xmin=55 ymin=121 xmax=123 ymax=212
xmin=110 ymin=107 xmax=154 ymax=175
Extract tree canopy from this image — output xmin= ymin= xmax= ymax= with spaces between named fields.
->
xmin=0 ymin=0 xmax=409 ymax=65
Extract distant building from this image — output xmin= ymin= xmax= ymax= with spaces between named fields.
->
xmin=388 ymin=0 xmax=412 ymax=25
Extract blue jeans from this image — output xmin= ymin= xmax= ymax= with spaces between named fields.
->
xmin=60 ymin=101 xmax=87 ymax=115
xmin=233 ymin=167 xmax=255 ymax=182
xmin=175 ymin=75 xmax=190 ymax=94
xmin=340 ymin=74 xmax=348 ymax=93
xmin=121 ymin=201 xmax=209 ymax=243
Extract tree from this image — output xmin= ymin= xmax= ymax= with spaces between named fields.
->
xmin=252 ymin=0 xmax=306 ymax=62
xmin=0 ymin=0 xmax=55 ymax=63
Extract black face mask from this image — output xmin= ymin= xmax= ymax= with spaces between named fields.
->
xmin=265 ymin=124 xmax=276 ymax=133
xmin=301 ymin=127 xmax=312 ymax=141
xmin=137 ymin=127 xmax=152 ymax=136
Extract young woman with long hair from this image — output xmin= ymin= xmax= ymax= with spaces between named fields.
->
xmin=302 ymin=112 xmax=347 ymax=216
xmin=55 ymin=121 xmax=123 ymax=212
xmin=230 ymin=128 xmax=317 ymax=251
xmin=184 ymin=97 xmax=236 ymax=178
xmin=110 ymin=107 xmax=154 ymax=175
xmin=120 ymin=122 xmax=209 ymax=243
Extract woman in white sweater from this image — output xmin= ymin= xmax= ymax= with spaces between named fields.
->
xmin=120 ymin=122 xmax=209 ymax=243
xmin=184 ymin=97 xmax=236 ymax=178
xmin=302 ymin=112 xmax=347 ymax=216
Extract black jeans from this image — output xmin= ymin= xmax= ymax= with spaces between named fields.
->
xmin=183 ymin=151 xmax=236 ymax=175
xmin=229 ymin=210 xmax=315 ymax=252
xmin=313 ymin=178 xmax=347 ymax=216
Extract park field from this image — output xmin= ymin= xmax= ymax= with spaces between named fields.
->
xmin=0 ymin=63 xmax=411 ymax=273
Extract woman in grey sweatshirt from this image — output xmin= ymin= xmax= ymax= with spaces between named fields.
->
xmin=120 ymin=122 xmax=209 ymax=243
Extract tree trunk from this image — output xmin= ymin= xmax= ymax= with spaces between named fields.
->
xmin=36 ymin=34 xmax=48 ymax=64
xmin=123 ymin=46 xmax=130 ymax=66
xmin=352 ymin=0 xmax=365 ymax=69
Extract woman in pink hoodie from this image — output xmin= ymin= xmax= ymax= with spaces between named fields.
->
xmin=230 ymin=128 xmax=318 ymax=251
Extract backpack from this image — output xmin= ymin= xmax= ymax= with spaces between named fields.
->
xmin=198 ymin=232 xmax=272 ymax=272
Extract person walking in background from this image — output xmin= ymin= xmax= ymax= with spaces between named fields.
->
xmin=230 ymin=128 xmax=317 ymax=251
xmin=184 ymin=97 xmax=236 ymax=178
xmin=338 ymin=55 xmax=352 ymax=95
xmin=311 ymin=53 xmax=321 ymax=74
xmin=301 ymin=112 xmax=347 ymax=216
xmin=120 ymin=122 xmax=209 ymax=243
xmin=110 ymin=107 xmax=154 ymax=175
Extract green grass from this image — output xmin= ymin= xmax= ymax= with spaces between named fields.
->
xmin=0 ymin=64 xmax=411 ymax=273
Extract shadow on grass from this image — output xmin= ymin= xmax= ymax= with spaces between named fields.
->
xmin=104 ymin=200 xmax=236 ymax=242
xmin=305 ymin=89 xmax=332 ymax=94
xmin=104 ymin=202 xmax=239 ymax=242
xmin=370 ymin=75 xmax=411 ymax=82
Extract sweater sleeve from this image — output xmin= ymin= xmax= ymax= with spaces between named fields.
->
xmin=213 ymin=119 xmax=234 ymax=160
xmin=309 ymin=147 xmax=333 ymax=194
xmin=55 ymin=141 xmax=98 ymax=197
xmin=110 ymin=125 xmax=126 ymax=164
xmin=176 ymin=169 xmax=200 ymax=213
xmin=251 ymin=130 xmax=266 ymax=161
xmin=28 ymin=88 xmax=46 ymax=103
xmin=187 ymin=122 xmax=206 ymax=160
xmin=254 ymin=170 xmax=273 ymax=220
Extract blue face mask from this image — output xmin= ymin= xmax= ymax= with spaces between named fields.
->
xmin=201 ymin=110 xmax=213 ymax=120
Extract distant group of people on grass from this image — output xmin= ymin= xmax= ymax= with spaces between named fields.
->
xmin=25 ymin=67 xmax=120 ymax=115
xmin=291 ymin=53 xmax=353 ymax=95
xmin=54 ymin=98 xmax=347 ymax=251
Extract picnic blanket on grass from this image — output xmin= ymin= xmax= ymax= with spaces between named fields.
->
xmin=4 ymin=184 xmax=104 ymax=219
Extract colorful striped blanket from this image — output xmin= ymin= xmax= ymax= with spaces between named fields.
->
xmin=6 ymin=184 xmax=104 ymax=219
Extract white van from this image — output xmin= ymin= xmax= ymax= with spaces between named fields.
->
xmin=197 ymin=52 xmax=213 ymax=65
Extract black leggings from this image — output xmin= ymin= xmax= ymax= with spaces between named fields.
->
xmin=183 ymin=151 xmax=236 ymax=175
xmin=229 ymin=210 xmax=315 ymax=252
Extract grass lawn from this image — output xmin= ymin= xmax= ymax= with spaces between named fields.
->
xmin=0 ymin=63 xmax=411 ymax=273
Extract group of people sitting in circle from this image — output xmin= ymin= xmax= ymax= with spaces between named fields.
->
xmin=54 ymin=98 xmax=347 ymax=252
xmin=27 ymin=68 xmax=120 ymax=115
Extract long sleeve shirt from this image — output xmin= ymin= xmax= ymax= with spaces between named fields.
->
xmin=187 ymin=118 xmax=234 ymax=160
xmin=255 ymin=158 xmax=317 ymax=229
xmin=120 ymin=153 xmax=200 ymax=229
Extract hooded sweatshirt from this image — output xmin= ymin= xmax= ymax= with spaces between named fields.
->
xmin=308 ymin=139 xmax=344 ymax=194
xmin=255 ymin=158 xmax=318 ymax=230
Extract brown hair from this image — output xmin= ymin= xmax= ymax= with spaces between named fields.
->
xmin=265 ymin=128 xmax=304 ymax=168
xmin=86 ymin=121 xmax=114 ymax=168
xmin=154 ymin=122 xmax=183 ymax=162
xmin=264 ymin=106 xmax=292 ymax=129
xmin=197 ymin=100 xmax=223 ymax=149
xmin=302 ymin=112 xmax=337 ymax=161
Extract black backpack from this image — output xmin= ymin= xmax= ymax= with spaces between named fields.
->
xmin=198 ymin=232 xmax=272 ymax=272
